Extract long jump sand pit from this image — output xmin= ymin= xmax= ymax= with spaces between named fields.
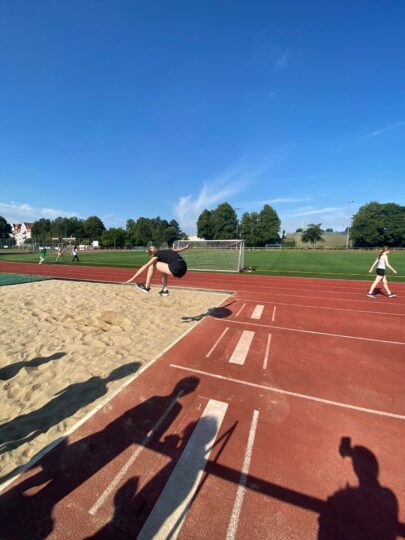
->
xmin=0 ymin=279 xmax=227 ymax=484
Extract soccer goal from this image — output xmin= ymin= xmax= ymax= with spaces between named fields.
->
xmin=173 ymin=239 xmax=245 ymax=273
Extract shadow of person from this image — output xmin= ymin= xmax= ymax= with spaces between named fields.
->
xmin=181 ymin=301 xmax=236 ymax=323
xmin=318 ymin=437 xmax=399 ymax=540
xmin=0 ymin=377 xmax=199 ymax=540
xmin=86 ymin=416 xmax=219 ymax=539
xmin=0 ymin=361 xmax=141 ymax=481
xmin=0 ymin=352 xmax=66 ymax=381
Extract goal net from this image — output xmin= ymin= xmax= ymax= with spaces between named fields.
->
xmin=173 ymin=239 xmax=245 ymax=273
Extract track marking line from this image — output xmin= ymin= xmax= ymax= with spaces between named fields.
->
xmin=235 ymin=303 xmax=246 ymax=317
xmin=272 ymin=306 xmax=277 ymax=322
xmin=89 ymin=391 xmax=183 ymax=515
xmin=250 ymin=304 xmax=264 ymax=320
xmin=170 ymin=365 xmax=405 ymax=421
xmin=137 ymin=399 xmax=228 ymax=540
xmin=263 ymin=334 xmax=272 ymax=370
xmin=226 ymin=410 xmax=259 ymax=540
xmin=206 ymin=327 xmax=229 ymax=358
xmin=221 ymin=319 xmax=405 ymax=346
xmin=229 ymin=331 xmax=255 ymax=365
xmin=235 ymin=298 xmax=405 ymax=317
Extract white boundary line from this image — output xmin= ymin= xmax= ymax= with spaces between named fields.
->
xmin=250 ymin=304 xmax=264 ymax=320
xmin=206 ymin=327 xmax=229 ymax=358
xmin=229 ymin=331 xmax=255 ymax=365
xmin=271 ymin=306 xmax=277 ymax=322
xmin=137 ymin=399 xmax=228 ymax=540
xmin=170 ymin=365 xmax=405 ymax=421
xmin=226 ymin=410 xmax=259 ymax=540
xmin=263 ymin=334 xmax=272 ymax=370
xmin=235 ymin=298 xmax=405 ymax=317
xmin=235 ymin=303 xmax=246 ymax=317
xmin=223 ymin=319 xmax=405 ymax=346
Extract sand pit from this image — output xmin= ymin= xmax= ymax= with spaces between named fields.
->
xmin=0 ymin=280 xmax=227 ymax=483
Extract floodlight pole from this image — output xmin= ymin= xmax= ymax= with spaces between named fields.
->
xmin=346 ymin=200 xmax=354 ymax=250
xmin=235 ymin=207 xmax=241 ymax=238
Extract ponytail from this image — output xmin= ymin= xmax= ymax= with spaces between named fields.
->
xmin=378 ymin=247 xmax=389 ymax=260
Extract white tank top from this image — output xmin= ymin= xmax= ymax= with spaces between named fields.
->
xmin=377 ymin=255 xmax=386 ymax=269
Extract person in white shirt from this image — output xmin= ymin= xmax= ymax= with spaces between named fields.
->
xmin=367 ymin=247 xmax=397 ymax=298
xmin=71 ymin=246 xmax=80 ymax=262
xmin=55 ymin=246 xmax=65 ymax=262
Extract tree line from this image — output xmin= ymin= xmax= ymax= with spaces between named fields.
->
xmin=1 ymin=200 xmax=404 ymax=249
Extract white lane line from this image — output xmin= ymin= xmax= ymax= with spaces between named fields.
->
xmin=226 ymin=410 xmax=259 ymax=540
xmin=251 ymin=304 xmax=264 ymax=320
xmin=263 ymin=334 xmax=272 ymax=370
xmin=89 ymin=391 xmax=183 ymax=516
xmin=272 ymin=306 xmax=277 ymax=322
xmin=206 ymin=327 xmax=229 ymax=358
xmin=235 ymin=298 xmax=405 ymax=317
xmin=137 ymin=399 xmax=228 ymax=540
xmin=229 ymin=331 xmax=255 ymax=365
xmin=222 ymin=319 xmax=405 ymax=346
xmin=170 ymin=365 xmax=405 ymax=421
xmin=235 ymin=303 xmax=246 ymax=317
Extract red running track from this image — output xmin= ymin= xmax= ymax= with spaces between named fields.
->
xmin=0 ymin=261 xmax=405 ymax=539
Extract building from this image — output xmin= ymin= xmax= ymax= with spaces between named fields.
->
xmin=11 ymin=222 xmax=33 ymax=246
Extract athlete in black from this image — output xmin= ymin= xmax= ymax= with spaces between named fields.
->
xmin=124 ymin=244 xmax=189 ymax=296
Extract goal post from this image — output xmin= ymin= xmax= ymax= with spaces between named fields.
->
xmin=173 ymin=239 xmax=245 ymax=273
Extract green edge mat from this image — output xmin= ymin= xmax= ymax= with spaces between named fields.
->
xmin=0 ymin=273 xmax=53 ymax=286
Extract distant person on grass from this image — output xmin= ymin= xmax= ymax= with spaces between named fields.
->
xmin=39 ymin=248 xmax=46 ymax=265
xmin=124 ymin=243 xmax=190 ymax=296
xmin=55 ymin=245 xmax=65 ymax=262
xmin=367 ymin=247 xmax=397 ymax=298
xmin=71 ymin=246 xmax=80 ymax=262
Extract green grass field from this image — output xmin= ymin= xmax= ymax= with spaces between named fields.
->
xmin=1 ymin=248 xmax=405 ymax=282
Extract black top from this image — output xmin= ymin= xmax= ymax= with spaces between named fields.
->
xmin=155 ymin=249 xmax=185 ymax=266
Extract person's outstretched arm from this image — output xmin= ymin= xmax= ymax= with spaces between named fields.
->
xmin=124 ymin=257 xmax=158 ymax=283
xmin=369 ymin=258 xmax=378 ymax=273
xmin=174 ymin=243 xmax=190 ymax=253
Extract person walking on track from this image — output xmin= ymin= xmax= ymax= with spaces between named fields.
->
xmin=56 ymin=245 xmax=65 ymax=262
xmin=367 ymin=247 xmax=397 ymax=298
xmin=124 ymin=243 xmax=189 ymax=296
xmin=71 ymin=246 xmax=80 ymax=262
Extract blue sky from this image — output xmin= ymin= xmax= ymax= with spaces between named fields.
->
xmin=1 ymin=0 xmax=404 ymax=234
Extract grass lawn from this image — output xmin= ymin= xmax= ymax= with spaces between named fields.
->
xmin=1 ymin=249 xmax=405 ymax=282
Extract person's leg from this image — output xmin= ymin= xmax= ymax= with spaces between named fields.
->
xmin=144 ymin=259 xmax=158 ymax=288
xmin=368 ymin=276 xmax=382 ymax=294
xmin=382 ymin=276 xmax=392 ymax=296
xmin=161 ymin=272 xmax=168 ymax=291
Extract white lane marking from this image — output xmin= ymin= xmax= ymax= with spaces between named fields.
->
xmin=272 ymin=306 xmax=277 ymax=322
xmin=251 ymin=304 xmax=264 ymax=320
xmin=206 ymin=327 xmax=229 ymax=358
xmin=223 ymin=319 xmax=405 ymax=346
xmin=226 ymin=410 xmax=259 ymax=540
xmin=235 ymin=298 xmax=405 ymax=317
xmin=263 ymin=334 xmax=272 ymax=370
xmin=89 ymin=391 xmax=183 ymax=515
xmin=170 ymin=365 xmax=405 ymax=421
xmin=137 ymin=399 xmax=228 ymax=540
xmin=229 ymin=331 xmax=255 ymax=365
xmin=235 ymin=303 xmax=246 ymax=317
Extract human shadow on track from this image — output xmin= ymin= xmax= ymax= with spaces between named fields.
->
xmin=180 ymin=300 xmax=236 ymax=322
xmin=0 ymin=376 xmax=199 ymax=540
xmin=0 ymin=352 xmax=66 ymax=381
xmin=0 ymin=362 xmax=141 ymax=481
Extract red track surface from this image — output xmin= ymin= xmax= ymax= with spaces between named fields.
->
xmin=1 ymin=261 xmax=405 ymax=539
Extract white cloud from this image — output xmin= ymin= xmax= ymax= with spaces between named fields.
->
xmin=262 ymin=197 xmax=311 ymax=204
xmin=367 ymin=121 xmax=405 ymax=138
xmin=275 ymin=49 xmax=289 ymax=71
xmin=174 ymin=170 xmax=252 ymax=233
xmin=280 ymin=205 xmax=356 ymax=232
xmin=0 ymin=201 xmax=78 ymax=223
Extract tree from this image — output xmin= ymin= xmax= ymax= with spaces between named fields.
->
xmin=196 ymin=209 xmax=214 ymax=239
xmin=100 ymin=228 xmax=127 ymax=248
xmin=325 ymin=228 xmax=334 ymax=232
xmin=83 ymin=216 xmax=105 ymax=241
xmin=0 ymin=216 xmax=12 ymax=238
xmin=210 ymin=203 xmax=238 ymax=239
xmin=350 ymin=202 xmax=405 ymax=247
xmin=295 ymin=228 xmax=303 ymax=233
xmin=258 ymin=204 xmax=281 ymax=245
xmin=301 ymin=224 xmax=324 ymax=245
xmin=32 ymin=218 xmax=52 ymax=242
xmin=239 ymin=212 xmax=261 ymax=247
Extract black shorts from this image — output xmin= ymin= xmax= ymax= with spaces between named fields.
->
xmin=376 ymin=268 xmax=385 ymax=277
xmin=169 ymin=261 xmax=187 ymax=278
